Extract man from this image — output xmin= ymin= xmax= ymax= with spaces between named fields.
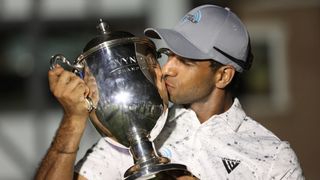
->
xmin=36 ymin=4 xmax=304 ymax=180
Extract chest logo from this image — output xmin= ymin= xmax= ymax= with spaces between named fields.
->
xmin=222 ymin=157 xmax=241 ymax=174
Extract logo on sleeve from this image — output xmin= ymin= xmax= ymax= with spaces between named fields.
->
xmin=222 ymin=157 xmax=241 ymax=174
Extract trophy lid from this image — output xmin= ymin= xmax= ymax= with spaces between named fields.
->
xmin=83 ymin=19 xmax=135 ymax=52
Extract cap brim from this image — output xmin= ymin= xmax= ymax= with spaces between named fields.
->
xmin=144 ymin=28 xmax=211 ymax=60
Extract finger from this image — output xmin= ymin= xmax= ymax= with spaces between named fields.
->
xmin=48 ymin=66 xmax=65 ymax=91
xmin=83 ymin=68 xmax=98 ymax=105
xmin=59 ymin=71 xmax=77 ymax=85
xmin=69 ymin=83 xmax=88 ymax=104
xmin=57 ymin=80 xmax=87 ymax=108
xmin=54 ymin=71 xmax=78 ymax=96
xmin=72 ymin=81 xmax=89 ymax=97
xmin=49 ymin=64 xmax=64 ymax=76
xmin=63 ymin=77 xmax=83 ymax=94
xmin=87 ymin=77 xmax=97 ymax=97
xmin=83 ymin=66 xmax=92 ymax=82
xmin=73 ymin=84 xmax=86 ymax=100
xmin=84 ymin=85 xmax=90 ymax=98
xmin=66 ymin=79 xmax=89 ymax=101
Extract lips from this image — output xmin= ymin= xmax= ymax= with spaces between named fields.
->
xmin=164 ymin=80 xmax=175 ymax=92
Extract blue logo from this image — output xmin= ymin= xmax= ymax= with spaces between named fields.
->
xmin=160 ymin=147 xmax=172 ymax=158
xmin=182 ymin=10 xmax=202 ymax=23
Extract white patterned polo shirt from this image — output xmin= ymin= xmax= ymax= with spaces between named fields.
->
xmin=75 ymin=98 xmax=304 ymax=179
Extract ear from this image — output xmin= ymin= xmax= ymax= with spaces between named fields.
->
xmin=215 ymin=65 xmax=236 ymax=89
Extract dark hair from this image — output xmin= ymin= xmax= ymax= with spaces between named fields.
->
xmin=209 ymin=60 xmax=241 ymax=96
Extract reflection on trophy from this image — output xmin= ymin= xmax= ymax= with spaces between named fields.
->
xmin=50 ymin=19 xmax=190 ymax=179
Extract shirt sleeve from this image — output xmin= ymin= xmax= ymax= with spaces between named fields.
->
xmin=74 ymin=138 xmax=133 ymax=180
xmin=267 ymin=142 xmax=304 ymax=179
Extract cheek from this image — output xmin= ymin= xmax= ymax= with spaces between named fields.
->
xmin=189 ymin=77 xmax=215 ymax=97
xmin=187 ymin=68 xmax=214 ymax=89
xmin=176 ymin=70 xmax=215 ymax=103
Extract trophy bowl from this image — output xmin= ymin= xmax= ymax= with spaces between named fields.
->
xmin=50 ymin=20 xmax=190 ymax=180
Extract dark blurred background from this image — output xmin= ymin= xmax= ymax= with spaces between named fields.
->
xmin=0 ymin=0 xmax=319 ymax=179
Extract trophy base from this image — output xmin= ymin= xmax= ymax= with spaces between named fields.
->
xmin=124 ymin=162 xmax=190 ymax=180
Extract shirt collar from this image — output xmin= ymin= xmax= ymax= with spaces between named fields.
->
xmin=212 ymin=98 xmax=246 ymax=132
xmin=169 ymin=98 xmax=247 ymax=132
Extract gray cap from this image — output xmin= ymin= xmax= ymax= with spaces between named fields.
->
xmin=144 ymin=4 xmax=253 ymax=72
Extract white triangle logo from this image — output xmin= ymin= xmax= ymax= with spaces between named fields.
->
xmin=222 ymin=158 xmax=241 ymax=174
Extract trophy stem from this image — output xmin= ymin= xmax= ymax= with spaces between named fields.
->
xmin=124 ymin=127 xmax=191 ymax=180
xmin=128 ymin=128 xmax=162 ymax=165
xmin=130 ymin=139 xmax=160 ymax=164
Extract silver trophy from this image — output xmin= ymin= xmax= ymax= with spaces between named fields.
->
xmin=50 ymin=20 xmax=190 ymax=179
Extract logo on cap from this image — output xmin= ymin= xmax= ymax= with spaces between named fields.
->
xmin=182 ymin=10 xmax=201 ymax=24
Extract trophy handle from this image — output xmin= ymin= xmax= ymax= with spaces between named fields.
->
xmin=49 ymin=54 xmax=96 ymax=112
xmin=50 ymin=54 xmax=85 ymax=79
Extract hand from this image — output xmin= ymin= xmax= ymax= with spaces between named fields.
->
xmin=177 ymin=176 xmax=198 ymax=180
xmin=48 ymin=65 xmax=90 ymax=118
xmin=83 ymin=66 xmax=99 ymax=109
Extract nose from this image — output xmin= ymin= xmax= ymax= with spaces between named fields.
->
xmin=162 ymin=56 xmax=178 ymax=79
